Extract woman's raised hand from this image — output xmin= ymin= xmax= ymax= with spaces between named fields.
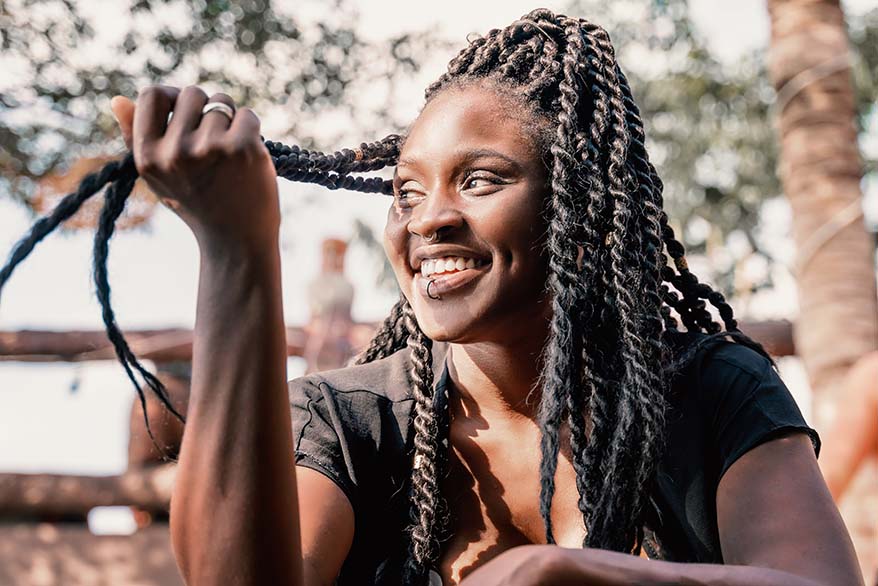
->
xmin=110 ymin=86 xmax=280 ymax=252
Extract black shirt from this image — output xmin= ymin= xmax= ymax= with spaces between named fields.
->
xmin=288 ymin=338 xmax=820 ymax=584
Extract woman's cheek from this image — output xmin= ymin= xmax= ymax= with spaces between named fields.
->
xmin=383 ymin=209 xmax=412 ymax=284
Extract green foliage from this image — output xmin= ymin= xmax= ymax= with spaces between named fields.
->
xmin=0 ymin=0 xmax=438 ymax=208
xmin=851 ymin=6 xmax=878 ymax=178
xmin=565 ymin=0 xmax=877 ymax=294
xmin=2 ymin=0 xmax=875 ymax=297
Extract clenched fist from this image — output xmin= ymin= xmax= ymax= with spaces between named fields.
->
xmin=111 ymin=85 xmax=280 ymax=252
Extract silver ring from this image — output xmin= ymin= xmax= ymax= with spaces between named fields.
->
xmin=426 ymin=279 xmax=440 ymax=300
xmin=423 ymin=232 xmax=438 ymax=243
xmin=201 ymin=102 xmax=235 ymax=122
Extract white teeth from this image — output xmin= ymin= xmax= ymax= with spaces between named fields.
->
xmin=419 ymin=256 xmax=482 ymax=277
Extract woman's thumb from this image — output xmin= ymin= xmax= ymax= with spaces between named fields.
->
xmin=110 ymin=95 xmax=135 ymax=151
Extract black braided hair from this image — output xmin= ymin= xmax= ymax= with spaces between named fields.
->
xmin=401 ymin=300 xmax=450 ymax=584
xmin=0 ymin=9 xmax=773 ymax=584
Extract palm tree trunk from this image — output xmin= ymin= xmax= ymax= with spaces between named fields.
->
xmin=767 ymin=0 xmax=878 ymax=578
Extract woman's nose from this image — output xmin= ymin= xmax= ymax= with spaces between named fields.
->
xmin=407 ymin=187 xmax=464 ymax=240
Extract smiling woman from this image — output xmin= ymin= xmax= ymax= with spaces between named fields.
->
xmin=0 ymin=7 xmax=864 ymax=586
xmin=387 ymin=87 xmax=551 ymax=342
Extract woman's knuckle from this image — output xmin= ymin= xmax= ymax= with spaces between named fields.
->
xmin=189 ymin=140 xmax=214 ymax=161
xmin=139 ymin=85 xmax=161 ymax=99
xmin=181 ymin=85 xmax=207 ymax=100
xmin=138 ymin=159 xmax=160 ymax=179
xmin=247 ymin=135 xmax=266 ymax=153
xmin=165 ymin=139 xmax=186 ymax=163
xmin=220 ymin=135 xmax=240 ymax=153
xmin=135 ymin=144 xmax=158 ymax=174
xmin=139 ymin=84 xmax=175 ymax=104
xmin=209 ymin=92 xmax=234 ymax=105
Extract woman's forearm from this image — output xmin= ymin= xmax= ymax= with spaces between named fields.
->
xmin=550 ymin=547 xmax=826 ymax=586
xmin=170 ymin=239 xmax=303 ymax=586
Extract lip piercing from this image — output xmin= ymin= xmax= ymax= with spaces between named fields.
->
xmin=426 ymin=279 xmax=441 ymax=300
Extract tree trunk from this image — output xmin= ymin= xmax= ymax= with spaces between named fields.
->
xmin=767 ymin=0 xmax=878 ymax=579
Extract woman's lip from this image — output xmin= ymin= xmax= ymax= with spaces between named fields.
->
xmin=416 ymin=265 xmax=489 ymax=299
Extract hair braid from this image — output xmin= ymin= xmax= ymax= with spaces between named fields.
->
xmin=609 ymin=66 xmax=682 ymax=339
xmin=401 ymin=300 xmax=448 ymax=582
xmin=584 ymin=31 xmax=640 ymax=549
xmin=535 ymin=28 xmax=588 ymax=544
xmin=92 ymin=159 xmax=184 ymax=458
xmin=569 ymin=28 xmax=619 ymax=501
xmin=0 ymin=155 xmax=133 ymax=301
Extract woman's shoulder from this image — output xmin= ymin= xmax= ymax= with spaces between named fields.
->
xmin=664 ymin=330 xmax=819 ymax=471
xmin=288 ymin=347 xmax=416 ymax=405
xmin=666 ymin=332 xmax=792 ymax=425
xmin=287 ymin=349 xmax=419 ymax=510
xmin=666 ymin=331 xmax=775 ymax=392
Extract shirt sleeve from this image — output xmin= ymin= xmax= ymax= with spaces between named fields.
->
xmin=288 ymin=375 xmax=358 ymax=507
xmin=698 ymin=343 xmax=821 ymax=480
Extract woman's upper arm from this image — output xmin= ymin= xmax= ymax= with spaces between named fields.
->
xmin=717 ymin=432 xmax=864 ymax=586
xmin=296 ymin=466 xmax=355 ymax=586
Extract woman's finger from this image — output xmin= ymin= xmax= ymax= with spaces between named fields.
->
xmin=198 ymin=93 xmax=237 ymax=140
xmin=165 ymin=85 xmax=208 ymax=140
xmin=110 ymin=95 xmax=135 ymax=151
xmin=227 ymin=107 xmax=262 ymax=146
xmin=133 ymin=85 xmax=180 ymax=148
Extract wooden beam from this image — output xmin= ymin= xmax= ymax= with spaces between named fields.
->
xmin=0 ymin=465 xmax=175 ymax=516
xmin=738 ymin=319 xmax=796 ymax=357
xmin=0 ymin=327 xmax=310 ymax=362
xmin=0 ymin=320 xmax=794 ymax=363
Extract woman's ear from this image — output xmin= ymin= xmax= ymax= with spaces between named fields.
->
xmin=110 ymin=95 xmax=135 ymax=151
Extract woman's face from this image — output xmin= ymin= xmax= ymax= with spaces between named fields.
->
xmin=383 ymin=84 xmax=552 ymax=343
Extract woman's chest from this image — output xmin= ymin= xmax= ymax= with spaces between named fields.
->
xmin=436 ymin=426 xmax=590 ymax=584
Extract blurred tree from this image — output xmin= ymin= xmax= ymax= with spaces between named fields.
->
xmin=766 ymin=0 xmax=877 ymax=400
xmin=564 ymin=0 xmax=877 ymax=295
xmin=0 ymin=0 xmax=439 ymax=223
xmin=767 ymin=0 xmax=878 ymax=578
xmin=2 ymin=0 xmax=875 ymax=296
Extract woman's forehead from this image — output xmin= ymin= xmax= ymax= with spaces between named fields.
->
xmin=399 ymin=86 xmax=542 ymax=166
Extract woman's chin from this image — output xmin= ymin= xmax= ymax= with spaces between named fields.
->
xmin=413 ymin=311 xmax=477 ymax=343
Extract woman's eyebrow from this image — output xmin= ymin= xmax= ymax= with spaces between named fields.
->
xmin=397 ymin=148 xmax=522 ymax=170
xmin=457 ymin=148 xmax=521 ymax=168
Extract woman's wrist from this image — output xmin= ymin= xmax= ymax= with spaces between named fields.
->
xmin=196 ymin=225 xmax=281 ymax=266
xmin=508 ymin=545 xmax=581 ymax=585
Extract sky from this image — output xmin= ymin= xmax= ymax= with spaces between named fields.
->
xmin=1 ymin=1 xmax=875 ymax=534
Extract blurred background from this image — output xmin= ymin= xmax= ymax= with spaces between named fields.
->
xmin=0 ymin=0 xmax=876 ymax=584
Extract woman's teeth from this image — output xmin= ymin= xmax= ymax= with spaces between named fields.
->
xmin=420 ymin=256 xmax=481 ymax=278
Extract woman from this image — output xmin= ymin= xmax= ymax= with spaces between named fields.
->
xmin=108 ymin=9 xmax=861 ymax=586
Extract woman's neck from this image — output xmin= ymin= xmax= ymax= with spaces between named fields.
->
xmin=446 ymin=332 xmax=547 ymax=422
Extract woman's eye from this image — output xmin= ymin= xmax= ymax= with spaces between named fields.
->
xmin=394 ymin=184 xmax=424 ymax=208
xmin=462 ymin=173 xmax=502 ymax=192
xmin=394 ymin=190 xmax=411 ymax=208
xmin=466 ymin=177 xmax=492 ymax=189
